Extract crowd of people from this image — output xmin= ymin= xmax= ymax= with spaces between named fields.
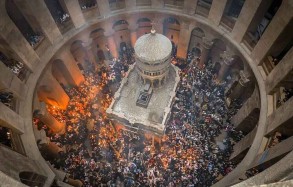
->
xmin=35 ymin=48 xmax=245 ymax=187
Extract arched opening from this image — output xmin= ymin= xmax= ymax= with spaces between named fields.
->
xmin=90 ymin=28 xmax=110 ymax=61
xmin=188 ymin=27 xmax=205 ymax=57
xmin=5 ymin=0 xmax=44 ymax=48
xmin=0 ymin=90 xmax=16 ymax=111
xmin=19 ymin=171 xmax=47 ymax=187
xmin=230 ymin=55 xmax=244 ymax=75
xmin=108 ymin=0 xmax=126 ymax=11
xmin=137 ymin=18 xmax=152 ymax=37
xmin=163 ymin=17 xmax=180 ymax=52
xmin=70 ymin=40 xmax=91 ymax=70
xmin=213 ymin=62 xmax=222 ymax=75
xmin=51 ymin=59 xmax=76 ymax=88
xmin=97 ymin=49 xmax=105 ymax=61
xmin=113 ymin=20 xmax=131 ymax=55
xmin=44 ymin=0 xmax=72 ymax=34
xmin=210 ymin=39 xmax=227 ymax=63
xmin=153 ymin=79 xmax=160 ymax=88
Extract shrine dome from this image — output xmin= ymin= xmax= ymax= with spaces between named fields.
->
xmin=134 ymin=29 xmax=172 ymax=64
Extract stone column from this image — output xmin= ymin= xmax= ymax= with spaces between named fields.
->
xmin=107 ymin=35 xmax=119 ymax=58
xmin=40 ymin=142 xmax=64 ymax=158
xmin=208 ymin=0 xmax=228 ymax=25
xmin=38 ymin=71 xmax=70 ymax=110
xmin=176 ymin=21 xmax=191 ymax=59
xmin=35 ymin=102 xmax=65 ymax=134
xmin=217 ymin=52 xmax=235 ymax=82
xmin=198 ymin=37 xmax=213 ymax=69
xmin=61 ymin=0 xmax=85 ymax=28
xmin=228 ymin=71 xmax=251 ymax=102
xmin=183 ymin=0 xmax=198 ymax=15
xmin=97 ymin=0 xmax=111 ymax=17
xmin=103 ymin=21 xmax=119 ymax=58
xmin=0 ymin=1 xmax=38 ymax=71
xmin=127 ymin=15 xmax=138 ymax=48
xmin=153 ymin=16 xmax=164 ymax=35
xmin=251 ymin=1 xmax=293 ymax=65
xmin=15 ymin=0 xmax=62 ymax=44
xmin=231 ymin=0 xmax=268 ymax=43
xmin=56 ymin=50 xmax=85 ymax=86
xmin=86 ymin=42 xmax=98 ymax=65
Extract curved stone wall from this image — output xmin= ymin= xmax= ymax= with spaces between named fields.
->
xmin=0 ymin=0 xmax=292 ymax=186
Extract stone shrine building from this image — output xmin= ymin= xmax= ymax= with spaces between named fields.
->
xmin=107 ymin=29 xmax=180 ymax=135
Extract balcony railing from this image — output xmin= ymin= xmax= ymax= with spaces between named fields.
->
xmin=242 ymin=32 xmax=257 ymax=51
xmin=0 ymin=58 xmax=30 ymax=82
xmin=220 ymin=15 xmax=236 ymax=31
xmin=164 ymin=0 xmax=184 ymax=9
xmin=136 ymin=0 xmax=151 ymax=6
xmin=195 ymin=1 xmax=211 ymax=17
xmin=109 ymin=1 xmax=126 ymax=11
xmin=79 ymin=0 xmax=97 ymax=10
xmin=261 ymin=56 xmax=275 ymax=76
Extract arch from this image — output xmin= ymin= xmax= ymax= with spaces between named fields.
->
xmin=89 ymin=28 xmax=105 ymax=39
xmin=153 ymin=79 xmax=160 ymax=88
xmin=188 ymin=27 xmax=206 ymax=52
xmin=137 ymin=17 xmax=152 ymax=37
xmin=213 ymin=62 xmax=222 ymax=75
xmin=230 ymin=55 xmax=244 ymax=73
xmin=70 ymin=40 xmax=91 ymax=69
xmin=51 ymin=59 xmax=76 ymax=87
xmin=137 ymin=17 xmax=151 ymax=24
xmin=19 ymin=171 xmax=47 ymax=187
xmin=210 ymin=38 xmax=227 ymax=63
xmin=113 ymin=19 xmax=129 ymax=29
xmin=97 ymin=49 xmax=105 ymax=61
xmin=112 ymin=19 xmax=130 ymax=49
xmin=70 ymin=40 xmax=84 ymax=53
